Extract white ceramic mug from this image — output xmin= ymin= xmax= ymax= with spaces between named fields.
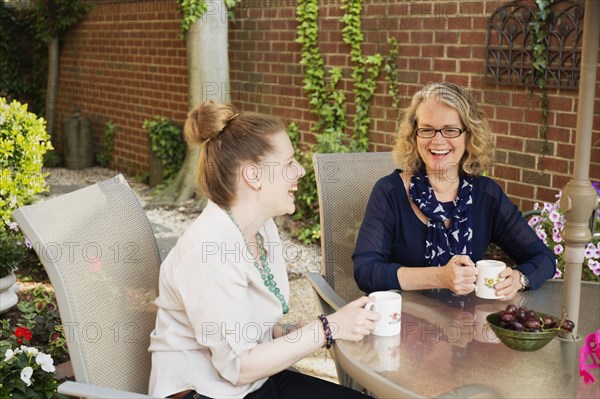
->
xmin=365 ymin=291 xmax=402 ymax=336
xmin=475 ymin=260 xmax=506 ymax=299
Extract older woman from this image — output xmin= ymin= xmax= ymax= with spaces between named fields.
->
xmin=149 ymin=101 xmax=377 ymax=399
xmin=353 ymin=82 xmax=555 ymax=299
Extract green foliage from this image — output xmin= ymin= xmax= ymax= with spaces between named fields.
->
xmin=528 ymin=0 xmax=553 ymax=162
xmin=291 ymin=0 xmax=399 ymax=244
xmin=143 ymin=116 xmax=186 ymax=183
xmin=0 ymin=1 xmax=91 ymax=116
xmin=384 ymin=36 xmax=401 ymax=110
xmin=0 ymin=98 xmax=51 ymax=228
xmin=43 ymin=150 xmax=61 ymax=167
xmin=177 ymin=0 xmax=241 ymax=38
xmin=12 ymin=287 xmax=68 ymax=362
xmin=0 ymin=227 xmax=28 ymax=278
xmin=0 ymin=5 xmax=29 ymax=103
xmin=30 ymin=0 xmax=92 ymax=45
xmin=96 ymin=120 xmax=116 ymax=168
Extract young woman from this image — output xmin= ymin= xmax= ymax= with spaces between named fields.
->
xmin=353 ymin=82 xmax=555 ymax=299
xmin=149 ymin=101 xmax=377 ymax=399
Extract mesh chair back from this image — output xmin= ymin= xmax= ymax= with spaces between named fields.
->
xmin=313 ymin=152 xmax=396 ymax=303
xmin=13 ymin=175 xmax=160 ymax=394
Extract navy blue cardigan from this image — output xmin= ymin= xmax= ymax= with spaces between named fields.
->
xmin=352 ymin=170 xmax=556 ymax=293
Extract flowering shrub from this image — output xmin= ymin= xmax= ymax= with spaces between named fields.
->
xmin=0 ymin=343 xmax=65 ymax=399
xmin=528 ymin=185 xmax=600 ymax=282
xmin=0 ymin=97 xmax=51 ymax=228
xmin=1 ymin=287 xmax=68 ymax=364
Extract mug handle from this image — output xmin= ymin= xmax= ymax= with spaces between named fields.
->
xmin=365 ymin=302 xmax=376 ymax=312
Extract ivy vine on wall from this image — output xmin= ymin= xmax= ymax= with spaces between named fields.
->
xmin=291 ymin=0 xmax=401 ymax=243
xmin=528 ymin=0 xmax=553 ymax=164
xmin=177 ymin=0 xmax=240 ymax=38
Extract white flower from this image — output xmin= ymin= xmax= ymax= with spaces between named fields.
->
xmin=24 ymin=346 xmax=39 ymax=356
xmin=35 ymin=352 xmax=56 ymax=373
xmin=20 ymin=366 xmax=33 ymax=386
xmin=6 ymin=221 xmax=19 ymax=231
xmin=4 ymin=348 xmax=17 ymax=363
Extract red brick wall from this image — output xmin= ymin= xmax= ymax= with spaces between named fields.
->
xmin=56 ymin=0 xmax=188 ymax=173
xmin=56 ymin=0 xmax=600 ymax=211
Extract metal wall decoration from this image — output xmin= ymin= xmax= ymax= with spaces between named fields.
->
xmin=485 ymin=0 xmax=584 ymax=89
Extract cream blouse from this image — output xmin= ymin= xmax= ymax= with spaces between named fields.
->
xmin=148 ymin=201 xmax=290 ymax=398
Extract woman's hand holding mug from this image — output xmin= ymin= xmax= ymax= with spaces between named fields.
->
xmin=443 ymin=255 xmax=477 ymax=295
xmin=327 ymin=296 xmax=380 ymax=341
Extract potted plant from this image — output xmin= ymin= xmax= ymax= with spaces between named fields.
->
xmin=0 ymin=98 xmax=52 ymax=312
xmin=527 ymin=184 xmax=600 ymax=282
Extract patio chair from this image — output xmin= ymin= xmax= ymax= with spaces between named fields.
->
xmin=13 ymin=175 xmax=159 ymax=398
xmin=307 ymin=151 xmax=396 ymax=388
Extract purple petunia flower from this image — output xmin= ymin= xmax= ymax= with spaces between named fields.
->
xmin=553 ymin=268 xmax=563 ymax=279
xmin=585 ymin=247 xmax=595 ymax=259
xmin=537 ymin=230 xmax=547 ymax=241
xmin=549 ymin=210 xmax=561 ymax=223
xmin=24 ymin=237 xmax=32 ymax=249
xmin=553 ymin=233 xmax=562 ymax=243
xmin=587 ymin=260 xmax=600 ymax=276
xmin=528 ymin=216 xmax=540 ymax=227
xmin=554 ymin=244 xmax=564 ymax=255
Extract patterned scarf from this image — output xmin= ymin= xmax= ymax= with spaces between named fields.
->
xmin=409 ymin=168 xmax=475 ymax=266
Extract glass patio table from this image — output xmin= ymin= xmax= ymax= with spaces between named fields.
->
xmin=336 ymin=280 xmax=600 ymax=398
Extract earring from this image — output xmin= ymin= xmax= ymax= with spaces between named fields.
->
xmin=257 ymin=183 xmax=262 ymax=191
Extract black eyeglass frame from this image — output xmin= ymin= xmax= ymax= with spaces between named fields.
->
xmin=414 ymin=127 xmax=466 ymax=138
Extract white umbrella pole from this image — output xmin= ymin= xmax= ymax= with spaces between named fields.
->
xmin=560 ymin=0 xmax=599 ymax=338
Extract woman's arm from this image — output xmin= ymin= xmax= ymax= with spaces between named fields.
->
xmin=353 ymin=181 xmax=404 ymax=292
xmin=396 ymin=255 xmax=476 ymax=295
xmin=236 ymin=296 xmax=377 ymax=385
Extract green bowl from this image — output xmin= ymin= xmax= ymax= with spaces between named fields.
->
xmin=486 ymin=311 xmax=559 ymax=352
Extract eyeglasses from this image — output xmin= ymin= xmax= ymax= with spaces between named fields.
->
xmin=415 ymin=127 xmax=466 ymax=139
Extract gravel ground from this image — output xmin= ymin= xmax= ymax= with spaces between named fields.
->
xmin=44 ymin=167 xmax=338 ymax=383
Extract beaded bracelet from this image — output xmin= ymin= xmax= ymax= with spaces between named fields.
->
xmin=317 ymin=315 xmax=334 ymax=349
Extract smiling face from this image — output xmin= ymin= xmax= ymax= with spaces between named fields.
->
xmin=258 ymin=131 xmax=305 ymax=216
xmin=415 ymin=98 xmax=467 ymax=179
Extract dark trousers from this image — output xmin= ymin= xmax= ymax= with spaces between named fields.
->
xmin=181 ymin=369 xmax=373 ymax=399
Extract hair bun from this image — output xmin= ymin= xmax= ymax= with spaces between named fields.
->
xmin=184 ymin=100 xmax=238 ymax=145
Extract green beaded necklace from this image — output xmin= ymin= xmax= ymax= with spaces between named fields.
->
xmin=226 ymin=207 xmax=289 ymax=314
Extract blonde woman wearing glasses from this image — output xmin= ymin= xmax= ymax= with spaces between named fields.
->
xmin=353 ymin=82 xmax=555 ymax=300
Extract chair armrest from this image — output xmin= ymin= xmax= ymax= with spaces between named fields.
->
xmin=58 ymin=381 xmax=157 ymax=398
xmin=307 ymin=272 xmax=347 ymax=312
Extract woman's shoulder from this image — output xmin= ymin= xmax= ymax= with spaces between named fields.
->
xmin=373 ymin=169 xmax=404 ymax=191
xmin=472 ymin=175 xmax=504 ymax=196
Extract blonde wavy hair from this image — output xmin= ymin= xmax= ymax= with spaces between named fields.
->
xmin=392 ymin=82 xmax=494 ymax=176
